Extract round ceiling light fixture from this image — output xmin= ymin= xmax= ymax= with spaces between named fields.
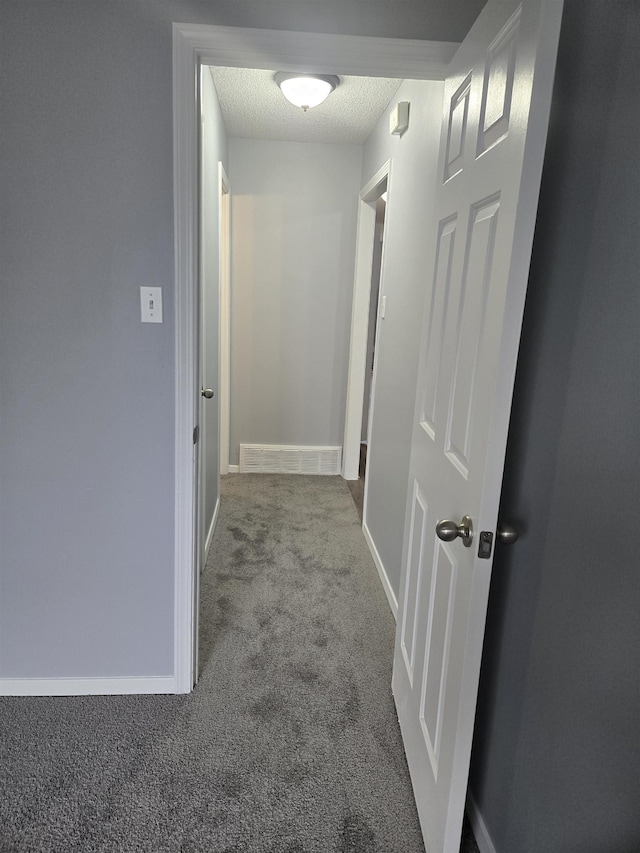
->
xmin=274 ymin=72 xmax=339 ymax=111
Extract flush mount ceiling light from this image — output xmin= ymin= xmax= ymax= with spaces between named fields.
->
xmin=274 ymin=72 xmax=339 ymax=111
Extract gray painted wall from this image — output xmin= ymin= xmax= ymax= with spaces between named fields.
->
xmin=0 ymin=1 xmax=180 ymax=677
xmin=360 ymin=80 xmax=444 ymax=597
xmin=469 ymin=2 xmax=640 ymax=850
xmin=200 ymin=69 xmax=228 ymax=543
xmin=228 ymin=138 xmax=362 ymax=465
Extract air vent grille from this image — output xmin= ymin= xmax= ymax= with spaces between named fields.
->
xmin=239 ymin=444 xmax=342 ymax=475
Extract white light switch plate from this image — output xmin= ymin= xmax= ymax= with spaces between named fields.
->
xmin=140 ymin=287 xmax=163 ymax=323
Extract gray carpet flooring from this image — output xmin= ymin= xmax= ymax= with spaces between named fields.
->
xmin=0 ymin=474 xmax=479 ymax=853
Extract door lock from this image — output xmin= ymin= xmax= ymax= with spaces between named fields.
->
xmin=201 ymin=388 xmax=214 ymax=399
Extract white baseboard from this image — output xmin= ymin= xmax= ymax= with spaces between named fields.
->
xmin=203 ymin=496 xmax=220 ymax=565
xmin=227 ymin=464 xmax=239 ymax=473
xmin=466 ymin=791 xmax=498 ymax=853
xmin=362 ymin=521 xmax=398 ymax=620
xmin=0 ymin=676 xmax=177 ymax=697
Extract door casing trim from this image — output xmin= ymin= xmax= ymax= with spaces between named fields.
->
xmin=342 ymin=160 xmax=390 ymax=482
xmin=218 ymin=162 xmax=231 ymax=476
xmin=172 ymin=22 xmax=458 ymax=693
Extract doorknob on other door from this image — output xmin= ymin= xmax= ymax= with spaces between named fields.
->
xmin=435 ymin=515 xmax=474 ymax=547
xmin=496 ymin=521 xmax=519 ymax=544
xmin=201 ymin=388 xmax=214 ymax=399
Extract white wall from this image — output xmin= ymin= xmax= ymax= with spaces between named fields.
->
xmin=360 ymin=80 xmax=444 ymax=598
xmin=228 ymin=138 xmax=362 ymax=464
xmin=200 ymin=68 xmax=228 ymax=543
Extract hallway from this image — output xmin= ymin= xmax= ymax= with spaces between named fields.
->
xmin=197 ymin=473 xmax=424 ymax=850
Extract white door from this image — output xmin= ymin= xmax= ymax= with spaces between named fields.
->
xmin=392 ymin=1 xmax=563 ymax=850
xmin=193 ymin=71 xmax=222 ymax=685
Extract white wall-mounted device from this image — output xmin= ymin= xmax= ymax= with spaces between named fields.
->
xmin=390 ymin=101 xmax=410 ymax=136
xmin=140 ymin=287 xmax=163 ymax=323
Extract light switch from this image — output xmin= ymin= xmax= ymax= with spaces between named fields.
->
xmin=140 ymin=287 xmax=163 ymax=323
xmin=381 ymin=295 xmax=387 ymax=319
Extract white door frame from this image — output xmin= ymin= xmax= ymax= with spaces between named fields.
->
xmin=342 ymin=161 xmax=390 ymax=481
xmin=218 ymin=163 xmax=231 ymax=476
xmin=172 ymin=22 xmax=458 ymax=692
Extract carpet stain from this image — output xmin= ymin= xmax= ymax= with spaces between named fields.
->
xmin=250 ymin=691 xmax=285 ymax=722
xmin=231 ymin=546 xmax=247 ymax=564
xmin=285 ymin=763 xmax=311 ymax=785
xmin=247 ymin=651 xmax=268 ymax=671
xmin=340 ymin=813 xmax=376 ymax=852
xmin=344 ymin=682 xmax=361 ymax=724
xmin=216 ymin=595 xmax=232 ymax=613
xmin=331 ymin=565 xmax=351 ymax=578
xmin=291 ymin=663 xmax=320 ymax=684
xmin=228 ymin=525 xmax=251 ymax=543
xmin=218 ymin=771 xmax=244 ymax=798
xmin=257 ymin=612 xmax=272 ymax=629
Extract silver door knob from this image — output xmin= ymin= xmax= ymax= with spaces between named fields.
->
xmin=496 ymin=521 xmax=519 ymax=544
xmin=435 ymin=515 xmax=474 ymax=548
xmin=201 ymin=388 xmax=214 ymax=399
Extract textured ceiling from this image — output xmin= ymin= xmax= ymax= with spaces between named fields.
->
xmin=209 ymin=66 xmax=403 ymax=145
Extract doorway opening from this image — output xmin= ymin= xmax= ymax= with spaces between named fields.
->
xmin=174 ymin=25 xmax=454 ymax=693
xmin=218 ymin=163 xmax=231 ymax=476
xmin=173 ymin=20 xmax=485 ymax=853
xmin=347 ymin=183 xmax=387 ymax=521
xmin=341 ymin=160 xmax=390 ymax=490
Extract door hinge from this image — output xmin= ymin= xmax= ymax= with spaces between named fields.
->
xmin=193 ymin=425 xmax=199 ymax=445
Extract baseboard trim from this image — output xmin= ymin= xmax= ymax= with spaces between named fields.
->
xmin=0 ymin=676 xmax=177 ymax=697
xmin=466 ymin=791 xmax=498 ymax=853
xmin=204 ymin=496 xmax=220 ymax=563
xmin=362 ymin=521 xmax=398 ymax=620
xmin=227 ymin=465 xmax=239 ymax=473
